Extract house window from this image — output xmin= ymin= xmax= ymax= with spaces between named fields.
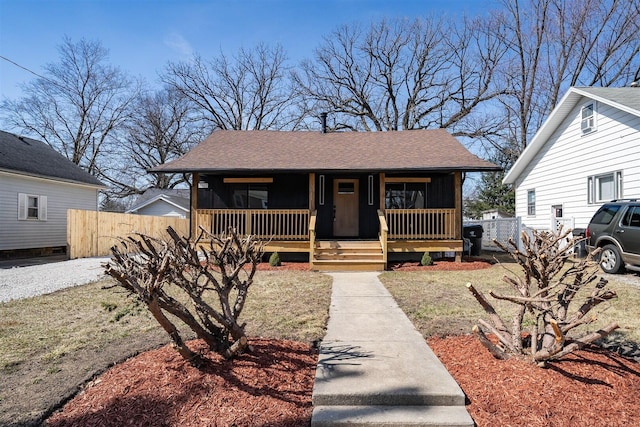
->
xmin=581 ymin=102 xmax=596 ymax=134
xmin=230 ymin=184 xmax=268 ymax=209
xmin=588 ymin=171 xmax=622 ymax=204
xmin=337 ymin=182 xmax=355 ymax=194
xmin=527 ymin=190 xmax=536 ymax=216
xmin=18 ymin=193 xmax=47 ymax=221
xmin=385 ymin=183 xmax=426 ymax=209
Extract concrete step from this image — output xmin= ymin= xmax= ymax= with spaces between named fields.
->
xmin=312 ymin=405 xmax=474 ymax=427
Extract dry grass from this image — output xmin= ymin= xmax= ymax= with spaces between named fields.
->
xmin=0 ymin=270 xmax=331 ymax=426
xmin=379 ymin=258 xmax=640 ymax=347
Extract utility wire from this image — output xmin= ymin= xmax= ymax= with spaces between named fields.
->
xmin=0 ymin=54 xmax=63 ymax=90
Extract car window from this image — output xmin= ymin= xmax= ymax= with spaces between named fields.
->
xmin=590 ymin=204 xmax=621 ymax=225
xmin=622 ymin=206 xmax=640 ymax=228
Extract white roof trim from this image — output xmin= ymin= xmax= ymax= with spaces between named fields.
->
xmin=503 ymin=87 xmax=640 ymax=184
xmin=126 ymin=194 xmax=190 ymax=214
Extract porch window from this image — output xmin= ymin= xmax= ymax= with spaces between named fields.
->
xmin=385 ymin=183 xmax=426 ymax=209
xmin=230 ymin=184 xmax=268 ymax=209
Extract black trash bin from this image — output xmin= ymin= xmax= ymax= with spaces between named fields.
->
xmin=463 ymin=224 xmax=484 ymax=256
xmin=573 ymin=228 xmax=587 ymax=258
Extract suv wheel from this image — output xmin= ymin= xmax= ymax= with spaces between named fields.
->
xmin=599 ymin=244 xmax=624 ymax=274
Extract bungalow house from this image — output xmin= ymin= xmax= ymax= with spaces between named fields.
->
xmin=503 ymin=87 xmax=640 ymax=233
xmin=126 ymin=188 xmax=190 ymax=218
xmin=0 ymin=130 xmax=105 ymax=257
xmin=152 ymin=129 xmax=499 ymax=270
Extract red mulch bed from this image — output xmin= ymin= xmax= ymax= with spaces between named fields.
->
xmin=429 ymin=335 xmax=640 ymax=426
xmin=388 ymin=258 xmax=492 ymax=271
xmin=253 ymin=258 xmax=493 ymax=272
xmin=45 ymin=337 xmax=640 ymax=427
xmin=255 ymin=262 xmax=311 ymax=271
xmin=46 ymin=339 xmax=316 ymax=427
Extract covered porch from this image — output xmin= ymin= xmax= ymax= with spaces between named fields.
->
xmin=189 ymin=171 xmax=465 ymax=271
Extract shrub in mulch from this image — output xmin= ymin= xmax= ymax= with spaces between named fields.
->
xmin=429 ymin=335 xmax=640 ymax=427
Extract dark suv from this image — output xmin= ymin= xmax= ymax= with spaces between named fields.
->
xmin=586 ymin=200 xmax=640 ymax=274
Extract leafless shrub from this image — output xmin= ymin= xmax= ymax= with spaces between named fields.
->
xmin=468 ymin=228 xmax=618 ymax=365
xmin=105 ymin=226 xmax=263 ymax=365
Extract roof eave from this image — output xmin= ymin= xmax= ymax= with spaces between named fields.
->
xmin=151 ymin=165 xmax=501 ymax=174
xmin=0 ymin=168 xmax=107 ymax=189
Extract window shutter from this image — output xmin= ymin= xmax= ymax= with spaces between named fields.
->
xmin=38 ymin=196 xmax=48 ymax=220
xmin=18 ymin=193 xmax=27 ymax=220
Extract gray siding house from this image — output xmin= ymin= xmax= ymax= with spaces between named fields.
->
xmin=126 ymin=188 xmax=190 ymax=218
xmin=0 ymin=130 xmax=105 ymax=256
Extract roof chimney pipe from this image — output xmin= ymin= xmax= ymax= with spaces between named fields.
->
xmin=320 ymin=112 xmax=328 ymax=133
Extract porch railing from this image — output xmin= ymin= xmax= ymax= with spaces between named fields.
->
xmin=385 ymin=208 xmax=456 ymax=239
xmin=196 ymin=209 xmax=310 ymax=240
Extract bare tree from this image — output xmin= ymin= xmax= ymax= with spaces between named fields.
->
xmin=1 ymin=37 xmax=139 ymax=176
xmin=162 ymin=43 xmax=298 ymax=130
xmin=103 ymin=87 xmax=205 ymax=198
xmin=292 ymin=16 xmax=508 ymax=135
xmin=497 ymin=0 xmax=640 ymax=153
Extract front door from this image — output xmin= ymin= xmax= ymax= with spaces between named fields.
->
xmin=333 ymin=178 xmax=359 ymax=237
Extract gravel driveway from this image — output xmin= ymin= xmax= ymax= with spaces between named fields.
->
xmin=0 ymin=257 xmax=110 ymax=303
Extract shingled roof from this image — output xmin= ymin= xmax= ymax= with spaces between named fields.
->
xmin=0 ymin=130 xmax=104 ymax=187
xmin=152 ymin=129 xmax=499 ymax=173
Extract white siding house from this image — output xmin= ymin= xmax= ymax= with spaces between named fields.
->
xmin=0 ymin=131 xmax=105 ymax=254
xmin=503 ymin=87 xmax=640 ymax=232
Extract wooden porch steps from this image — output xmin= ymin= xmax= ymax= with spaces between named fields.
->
xmin=312 ymin=240 xmax=386 ymax=272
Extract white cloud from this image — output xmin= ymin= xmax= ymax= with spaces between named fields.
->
xmin=164 ymin=32 xmax=194 ymax=59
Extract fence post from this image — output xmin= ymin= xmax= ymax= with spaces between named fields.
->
xmin=516 ymin=216 xmax=523 ymax=252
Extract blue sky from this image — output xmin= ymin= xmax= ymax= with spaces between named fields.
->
xmin=0 ymin=0 xmax=498 ymax=100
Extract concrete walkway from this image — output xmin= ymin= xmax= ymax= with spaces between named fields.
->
xmin=311 ymin=272 xmax=474 ymax=426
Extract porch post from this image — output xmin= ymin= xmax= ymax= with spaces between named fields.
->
xmin=190 ymin=172 xmax=199 ymax=240
xmin=454 ymin=171 xmax=462 ymax=262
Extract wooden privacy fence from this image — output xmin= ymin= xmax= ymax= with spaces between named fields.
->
xmin=67 ymin=209 xmax=190 ymax=259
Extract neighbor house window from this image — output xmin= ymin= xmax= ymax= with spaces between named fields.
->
xmin=527 ymin=190 xmax=536 ymax=216
xmin=18 ymin=193 xmax=47 ymax=220
xmin=588 ymin=171 xmax=622 ymax=204
xmin=580 ymin=102 xmax=596 ymax=134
